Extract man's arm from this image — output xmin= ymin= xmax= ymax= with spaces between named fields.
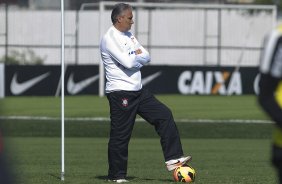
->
xmin=106 ymin=31 xmax=146 ymax=70
xmin=258 ymin=74 xmax=282 ymax=127
xmin=132 ymin=41 xmax=150 ymax=65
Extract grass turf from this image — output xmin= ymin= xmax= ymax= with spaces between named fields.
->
xmin=6 ymin=137 xmax=277 ymax=184
xmin=0 ymin=95 xmax=269 ymax=120
xmin=0 ymin=120 xmax=274 ymax=138
xmin=0 ymin=95 xmax=277 ymax=183
xmin=0 ymin=95 xmax=272 ymax=138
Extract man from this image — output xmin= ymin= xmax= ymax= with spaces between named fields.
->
xmin=258 ymin=25 xmax=282 ymax=184
xmin=100 ymin=3 xmax=192 ymax=183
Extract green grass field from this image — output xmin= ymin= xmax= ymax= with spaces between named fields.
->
xmin=0 ymin=95 xmax=278 ymax=183
xmin=7 ymin=138 xmax=277 ymax=184
xmin=0 ymin=95 xmax=269 ymax=119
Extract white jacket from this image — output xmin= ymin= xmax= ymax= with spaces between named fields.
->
xmin=100 ymin=26 xmax=150 ymax=93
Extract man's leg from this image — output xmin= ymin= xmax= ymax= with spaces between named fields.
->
xmin=272 ymin=126 xmax=282 ymax=184
xmin=107 ymin=91 xmax=140 ymax=180
xmin=137 ymin=89 xmax=184 ymax=162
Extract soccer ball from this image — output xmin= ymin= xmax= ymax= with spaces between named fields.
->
xmin=173 ymin=164 xmax=196 ymax=183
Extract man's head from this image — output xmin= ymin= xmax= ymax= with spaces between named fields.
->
xmin=111 ymin=3 xmax=134 ymax=32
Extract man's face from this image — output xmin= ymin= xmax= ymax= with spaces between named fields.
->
xmin=118 ymin=9 xmax=134 ymax=32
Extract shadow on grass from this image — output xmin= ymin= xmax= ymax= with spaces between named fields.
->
xmin=48 ymin=173 xmax=62 ymax=180
xmin=95 ymin=175 xmax=173 ymax=183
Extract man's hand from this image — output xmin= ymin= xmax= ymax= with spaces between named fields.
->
xmin=135 ymin=49 xmax=142 ymax=55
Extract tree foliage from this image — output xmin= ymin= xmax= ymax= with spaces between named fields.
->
xmin=0 ymin=49 xmax=45 ymax=65
xmin=254 ymin=0 xmax=281 ymax=11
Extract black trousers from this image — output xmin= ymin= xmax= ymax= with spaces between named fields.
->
xmin=106 ymin=89 xmax=184 ymax=180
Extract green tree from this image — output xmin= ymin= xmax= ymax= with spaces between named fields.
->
xmin=0 ymin=49 xmax=46 ymax=65
xmin=254 ymin=0 xmax=281 ymax=11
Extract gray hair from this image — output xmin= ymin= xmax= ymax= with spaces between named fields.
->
xmin=111 ymin=3 xmax=132 ymax=24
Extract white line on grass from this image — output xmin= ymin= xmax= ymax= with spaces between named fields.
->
xmin=0 ymin=116 xmax=273 ymax=124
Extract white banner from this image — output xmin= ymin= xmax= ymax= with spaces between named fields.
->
xmin=0 ymin=64 xmax=4 ymax=98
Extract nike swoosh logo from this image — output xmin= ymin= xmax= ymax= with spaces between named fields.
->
xmin=67 ymin=73 xmax=99 ymax=95
xmin=11 ymin=72 xmax=50 ymax=95
xmin=142 ymin=71 xmax=162 ymax=86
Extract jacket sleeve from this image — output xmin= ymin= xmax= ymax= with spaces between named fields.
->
xmin=132 ymin=39 xmax=151 ymax=65
xmin=105 ymin=30 xmax=144 ymax=70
